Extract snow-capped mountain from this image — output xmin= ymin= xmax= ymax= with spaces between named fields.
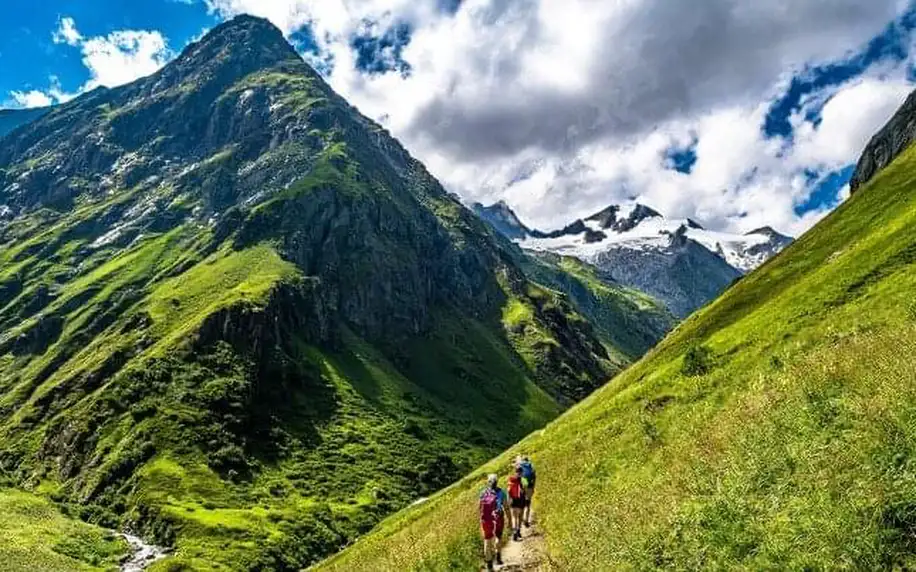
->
xmin=475 ymin=201 xmax=793 ymax=317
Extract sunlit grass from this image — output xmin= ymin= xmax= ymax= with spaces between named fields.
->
xmin=0 ymin=488 xmax=127 ymax=571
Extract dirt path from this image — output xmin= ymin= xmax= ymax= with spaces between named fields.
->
xmin=483 ymin=512 xmax=551 ymax=572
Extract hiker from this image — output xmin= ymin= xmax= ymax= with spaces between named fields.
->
xmin=518 ymin=455 xmax=536 ymax=527
xmin=507 ymin=464 xmax=527 ymax=541
xmin=480 ymin=473 xmax=508 ymax=570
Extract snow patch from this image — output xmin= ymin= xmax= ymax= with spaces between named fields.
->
xmin=91 ymin=226 xmax=125 ymax=249
xmin=519 ymin=206 xmax=791 ymax=274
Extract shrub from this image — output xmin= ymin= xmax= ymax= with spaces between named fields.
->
xmin=681 ymin=344 xmax=712 ymax=376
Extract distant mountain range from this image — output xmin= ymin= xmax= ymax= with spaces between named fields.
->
xmin=474 ymin=201 xmax=793 ymax=317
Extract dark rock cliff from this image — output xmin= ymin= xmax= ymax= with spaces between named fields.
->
xmin=850 ymin=88 xmax=916 ymax=193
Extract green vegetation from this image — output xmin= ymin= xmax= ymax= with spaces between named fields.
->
xmin=314 ymin=123 xmax=916 ymax=570
xmin=0 ymin=488 xmax=127 ymax=571
xmin=0 ymin=180 xmax=602 ymax=569
xmin=146 ymin=243 xmax=298 ymax=348
xmin=521 ymin=251 xmax=675 ymax=363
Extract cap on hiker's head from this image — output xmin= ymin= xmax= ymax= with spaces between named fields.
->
xmin=487 ymin=473 xmax=498 ymax=487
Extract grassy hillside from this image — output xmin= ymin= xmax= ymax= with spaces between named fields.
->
xmin=520 ymin=251 xmax=675 ymax=364
xmin=0 ymin=197 xmax=579 ymax=570
xmin=0 ymin=487 xmax=127 ymax=571
xmin=315 ymin=132 xmax=916 ymax=569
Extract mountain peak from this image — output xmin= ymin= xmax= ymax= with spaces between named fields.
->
xmin=149 ymin=14 xmax=302 ymax=92
xmin=473 ymin=201 xmax=530 ymax=240
xmin=746 ymin=226 xmax=790 ymax=239
xmin=586 ymin=203 xmax=661 ymax=232
xmin=200 ymin=14 xmax=290 ymax=51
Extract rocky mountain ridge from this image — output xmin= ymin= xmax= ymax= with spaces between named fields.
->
xmin=474 ymin=201 xmax=792 ymax=317
xmin=850 ymin=88 xmax=916 ymax=193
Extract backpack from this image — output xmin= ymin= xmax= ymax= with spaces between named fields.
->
xmin=520 ymin=461 xmax=535 ymax=482
xmin=507 ymin=475 xmax=524 ymax=500
xmin=480 ymin=487 xmax=499 ymax=523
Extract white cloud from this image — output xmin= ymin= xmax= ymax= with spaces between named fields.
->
xmin=202 ymin=0 xmax=914 ymax=236
xmin=9 ymin=90 xmax=54 ymax=108
xmin=7 ymin=17 xmax=172 ymax=107
xmin=791 ymin=78 xmax=913 ymax=168
xmin=46 ymin=76 xmax=78 ymax=104
xmin=52 ymin=17 xmax=83 ymax=46
xmin=80 ymin=29 xmax=172 ymax=89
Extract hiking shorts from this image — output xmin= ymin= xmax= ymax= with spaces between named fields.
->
xmin=510 ymin=496 xmax=527 ymax=509
xmin=481 ymin=516 xmax=505 ymax=540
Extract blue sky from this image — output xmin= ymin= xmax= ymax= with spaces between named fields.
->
xmin=1 ymin=0 xmax=915 ymax=235
xmin=0 ymin=1 xmax=213 ymax=101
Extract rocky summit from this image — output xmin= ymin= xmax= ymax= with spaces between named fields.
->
xmin=0 ymin=15 xmax=660 ymax=570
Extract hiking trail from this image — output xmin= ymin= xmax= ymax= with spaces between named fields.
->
xmin=488 ymin=512 xmax=550 ymax=571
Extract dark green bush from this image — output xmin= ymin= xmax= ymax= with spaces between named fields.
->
xmin=681 ymin=344 xmax=712 ymax=376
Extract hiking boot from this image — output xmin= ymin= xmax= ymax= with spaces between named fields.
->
xmin=496 ymin=554 xmax=503 ymax=566
xmin=486 ymin=559 xmax=494 ymax=571
xmin=513 ymin=530 xmax=522 ymax=541
xmin=524 ymin=519 xmax=530 ymax=528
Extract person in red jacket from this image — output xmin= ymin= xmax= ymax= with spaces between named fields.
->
xmin=479 ymin=473 xmax=508 ymax=570
xmin=506 ymin=465 xmax=527 ymax=542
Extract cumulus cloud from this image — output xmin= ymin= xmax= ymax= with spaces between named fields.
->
xmin=203 ymin=0 xmax=915 ymax=236
xmin=7 ymin=17 xmax=172 ymax=108
xmin=9 ymin=90 xmax=54 ymax=108
xmin=52 ymin=17 xmax=83 ymax=46
xmin=10 ymin=1 xmax=916 ymax=236
xmin=79 ymin=29 xmax=172 ymax=89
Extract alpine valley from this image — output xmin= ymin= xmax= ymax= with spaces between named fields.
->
xmin=0 ymin=15 xmax=680 ymax=571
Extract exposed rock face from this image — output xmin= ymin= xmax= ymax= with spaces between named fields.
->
xmin=850 ymin=89 xmax=916 ymax=193
xmin=473 ymin=201 xmax=531 ymax=240
xmin=589 ymin=227 xmax=742 ymax=318
xmin=585 ymin=203 xmax=662 ymax=233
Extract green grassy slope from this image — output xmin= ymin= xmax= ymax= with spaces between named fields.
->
xmin=0 ymin=487 xmax=127 ymax=571
xmin=315 ymin=134 xmax=916 ymax=570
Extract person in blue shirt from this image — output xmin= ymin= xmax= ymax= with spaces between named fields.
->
xmin=516 ymin=455 xmax=537 ymax=527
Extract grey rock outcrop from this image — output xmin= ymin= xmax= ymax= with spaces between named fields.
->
xmin=850 ymin=89 xmax=916 ymax=193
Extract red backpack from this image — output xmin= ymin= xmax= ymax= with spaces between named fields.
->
xmin=507 ymin=475 xmax=524 ymax=500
